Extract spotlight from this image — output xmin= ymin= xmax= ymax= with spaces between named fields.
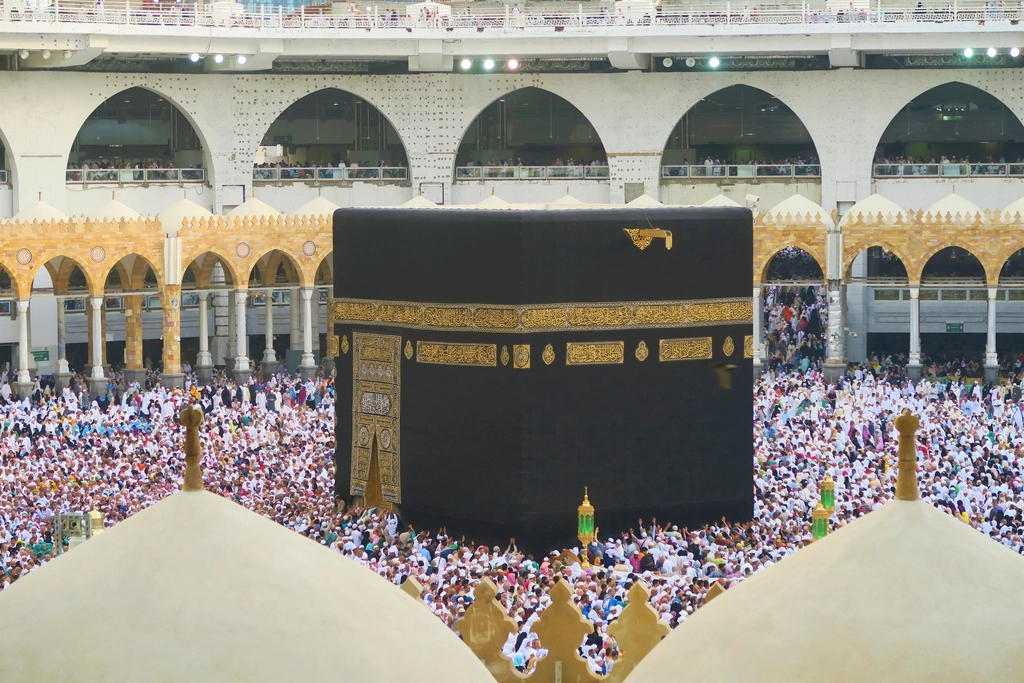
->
xmin=708 ymin=56 xmax=720 ymax=68
xmin=507 ymin=58 xmax=519 ymax=70
xmin=963 ymin=47 xmax=974 ymax=58
xmin=18 ymin=50 xmax=28 ymax=60
xmin=213 ymin=54 xmax=224 ymax=64
xmin=460 ymin=58 xmax=472 ymax=70
xmin=41 ymin=50 xmax=50 ymax=60
xmin=987 ymin=47 xmax=997 ymax=57
xmin=236 ymin=55 xmax=247 ymax=65
xmin=1012 ymin=47 xmax=1021 ymax=58
xmin=483 ymin=58 xmax=495 ymax=70
xmin=685 ymin=57 xmax=696 ymax=67
xmin=189 ymin=52 xmax=201 ymax=62
xmin=62 ymin=50 xmax=73 ymax=59
xmin=662 ymin=57 xmax=673 ymax=68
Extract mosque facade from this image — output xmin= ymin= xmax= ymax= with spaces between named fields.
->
xmin=0 ymin=3 xmax=1023 ymax=389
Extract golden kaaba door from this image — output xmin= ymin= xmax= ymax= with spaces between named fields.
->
xmin=350 ymin=332 xmax=402 ymax=504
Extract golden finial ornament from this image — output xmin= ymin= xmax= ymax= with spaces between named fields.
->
xmin=894 ymin=409 xmax=921 ymax=501
xmin=179 ymin=405 xmax=205 ymax=492
xmin=811 ymin=501 xmax=830 ymax=541
xmin=820 ymin=473 xmax=835 ymax=511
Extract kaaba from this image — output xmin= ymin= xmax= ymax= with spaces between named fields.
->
xmin=332 ymin=206 xmax=753 ymax=552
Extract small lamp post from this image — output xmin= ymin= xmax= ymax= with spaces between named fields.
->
xmin=820 ymin=473 xmax=835 ymax=512
xmin=811 ymin=501 xmax=830 ymax=541
xmin=577 ymin=487 xmax=596 ymax=568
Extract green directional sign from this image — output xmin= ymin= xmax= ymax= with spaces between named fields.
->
xmin=946 ymin=322 xmax=964 ymax=333
xmin=31 ymin=349 xmax=49 ymax=362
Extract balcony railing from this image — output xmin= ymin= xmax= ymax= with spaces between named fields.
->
xmin=65 ymin=168 xmax=205 ymax=184
xmin=454 ymin=166 xmax=610 ymax=181
xmin=873 ymin=163 xmax=1024 ymax=178
xmin=252 ymin=167 xmax=408 ymax=182
xmin=6 ymin=2 xmax=1024 ymax=31
xmin=661 ymin=164 xmax=821 ymax=179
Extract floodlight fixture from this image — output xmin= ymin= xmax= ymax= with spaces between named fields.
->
xmin=190 ymin=53 xmax=201 ymax=62
xmin=213 ymin=54 xmax=224 ymax=64
xmin=963 ymin=48 xmax=974 ymax=58
xmin=507 ymin=58 xmax=519 ymax=70
xmin=483 ymin=58 xmax=495 ymax=70
xmin=460 ymin=58 xmax=472 ymax=70
xmin=708 ymin=56 xmax=720 ymax=68
xmin=236 ymin=55 xmax=247 ymax=65
xmin=987 ymin=47 xmax=997 ymax=57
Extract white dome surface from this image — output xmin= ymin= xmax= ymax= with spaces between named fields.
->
xmin=626 ymin=194 xmax=663 ymax=208
xmin=158 ymin=198 xmax=214 ymax=234
xmin=475 ymin=193 xmax=511 ymax=208
xmin=927 ymin=192 xmax=982 ymax=220
xmin=1002 ymin=196 xmax=1024 ymax=221
xmin=625 ymin=499 xmax=1024 ymax=683
xmin=0 ymin=490 xmax=493 ymax=682
xmin=701 ymin=193 xmax=742 ymax=208
xmin=293 ymin=196 xmax=341 ymax=217
xmin=839 ymin=193 xmax=905 ymax=227
xmin=550 ymin=194 xmax=586 ymax=207
xmin=14 ymin=200 xmax=68 ymax=223
xmin=226 ymin=197 xmax=281 ymax=218
xmin=87 ymin=199 xmax=143 ymax=221
xmin=765 ymin=193 xmax=834 ymax=229
xmin=400 ymin=195 xmax=438 ymax=208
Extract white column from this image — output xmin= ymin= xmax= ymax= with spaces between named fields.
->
xmin=234 ymin=289 xmax=250 ymax=371
xmin=826 ymin=285 xmax=845 ymax=362
xmin=290 ymin=286 xmax=302 ymax=352
xmin=908 ymin=287 xmax=921 ymax=366
xmin=225 ymin=290 xmax=237 ymax=364
xmin=752 ymin=286 xmax=764 ymax=367
xmin=16 ymin=300 xmax=30 ymax=384
xmin=986 ymin=287 xmax=998 ymax=367
xmin=197 ymin=293 xmax=212 ymax=366
xmin=264 ymin=292 xmax=276 ymax=362
xmin=300 ymin=287 xmax=315 ymax=368
xmin=55 ymin=296 xmax=69 ymax=373
xmin=90 ymin=296 xmax=104 ymax=379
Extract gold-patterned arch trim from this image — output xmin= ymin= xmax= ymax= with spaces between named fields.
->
xmin=332 ymin=297 xmax=752 ymax=333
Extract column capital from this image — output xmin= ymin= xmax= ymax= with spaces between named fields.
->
xmin=989 ymin=287 xmax=999 ymax=299
xmin=909 ymin=287 xmax=920 ymax=299
xmin=300 ymin=287 xmax=313 ymax=301
xmin=16 ymin=299 xmax=29 ymax=314
xmin=90 ymin=295 xmax=104 ymax=308
xmin=234 ymin=289 xmax=248 ymax=305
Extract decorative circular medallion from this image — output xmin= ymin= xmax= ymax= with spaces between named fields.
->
xmin=500 ymin=345 xmax=510 ymax=366
xmin=90 ymin=246 xmax=106 ymax=263
xmin=635 ymin=340 xmax=649 ymax=362
xmin=302 ymin=240 xmax=317 ymax=257
xmin=358 ymin=425 xmax=370 ymax=446
xmin=236 ymin=242 xmax=251 ymax=258
xmin=723 ymin=336 xmax=735 ymax=357
xmin=404 ymin=340 xmax=414 ymax=360
xmin=513 ymin=345 xmax=530 ymax=369
xmin=379 ymin=429 xmax=392 ymax=450
xmin=341 ymin=334 xmax=350 ymax=355
xmin=542 ymin=343 xmax=555 ymax=366
xmin=15 ymin=248 xmax=32 ymax=265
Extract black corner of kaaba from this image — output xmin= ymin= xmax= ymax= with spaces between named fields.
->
xmin=332 ymin=207 xmax=753 ymax=552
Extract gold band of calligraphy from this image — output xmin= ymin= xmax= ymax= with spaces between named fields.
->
xmin=416 ymin=341 xmax=497 ymax=367
xmin=332 ymin=297 xmax=752 ymax=334
xmin=566 ymin=341 xmax=625 ymax=366
xmin=659 ymin=337 xmax=713 ymax=361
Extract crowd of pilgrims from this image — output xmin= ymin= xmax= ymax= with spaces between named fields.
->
xmin=4 ymin=361 xmax=1024 ymax=674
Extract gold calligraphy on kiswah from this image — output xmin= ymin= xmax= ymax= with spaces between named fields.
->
xmin=565 ymin=341 xmax=625 ymax=366
xmin=416 ymin=341 xmax=497 ymax=367
xmin=659 ymin=337 xmax=714 ymax=361
xmin=332 ymin=297 xmax=752 ymax=333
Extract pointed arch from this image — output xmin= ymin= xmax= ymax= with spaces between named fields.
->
xmin=761 ymin=245 xmax=825 ymax=283
xmin=454 ymin=86 xmax=608 ymax=174
xmin=842 ymin=242 xmax=911 ymax=282
xmin=184 ymin=249 xmax=241 ymax=290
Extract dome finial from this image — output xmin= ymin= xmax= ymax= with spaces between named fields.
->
xmin=894 ymin=409 xmax=920 ymax=501
xmin=179 ymin=405 xmax=205 ymax=491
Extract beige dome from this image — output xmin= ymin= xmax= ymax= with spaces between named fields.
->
xmin=293 ymin=195 xmax=340 ymax=217
xmin=158 ymin=198 xmax=214 ymax=234
xmin=839 ymin=192 xmax=906 ymax=227
xmin=701 ymin=193 xmax=742 ymax=208
xmin=400 ymin=195 xmax=438 ymax=208
xmin=1002 ymin=196 xmax=1024 ymax=221
xmin=926 ymin=191 xmax=982 ymax=221
xmin=0 ymin=490 xmax=493 ymax=682
xmin=765 ymin=193 xmax=834 ymax=229
xmin=226 ymin=197 xmax=281 ymax=218
xmin=625 ymin=498 xmax=1024 ymax=683
xmin=626 ymin=193 xmax=663 ymax=208
xmin=549 ymin=193 xmax=586 ymax=208
xmin=14 ymin=200 xmax=68 ymax=223
xmin=87 ymin=199 xmax=143 ymax=221
xmin=475 ymin=193 xmax=511 ymax=209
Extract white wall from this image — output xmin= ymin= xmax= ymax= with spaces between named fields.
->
xmin=875 ymin=178 xmax=1024 ymax=213
xmin=64 ymin=184 xmax=215 ymax=218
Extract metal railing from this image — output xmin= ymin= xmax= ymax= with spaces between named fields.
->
xmin=6 ymin=1 xmax=1023 ymax=31
xmin=65 ymin=168 xmax=205 ymax=184
xmin=661 ymin=164 xmax=821 ymax=179
xmin=252 ymin=166 xmax=408 ymax=181
xmin=454 ymin=165 xmax=609 ymax=180
xmin=873 ymin=163 xmax=1024 ymax=178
